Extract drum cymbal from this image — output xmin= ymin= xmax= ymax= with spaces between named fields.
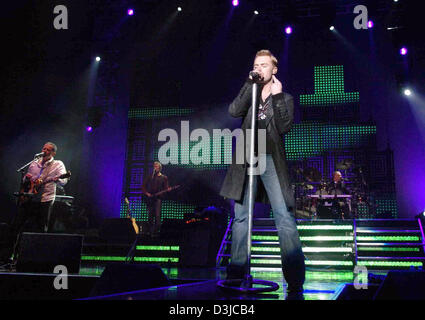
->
xmin=293 ymin=167 xmax=304 ymax=175
xmin=336 ymin=159 xmax=353 ymax=171
xmin=303 ymin=167 xmax=322 ymax=182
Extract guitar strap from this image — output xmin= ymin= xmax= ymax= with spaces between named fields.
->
xmin=35 ymin=158 xmax=54 ymax=180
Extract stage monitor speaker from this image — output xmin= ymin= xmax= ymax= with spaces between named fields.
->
xmin=16 ymin=233 xmax=83 ymax=274
xmin=99 ymin=218 xmax=137 ymax=243
xmin=374 ymin=270 xmax=425 ymax=300
xmin=89 ymin=263 xmax=170 ymax=297
xmin=180 ymin=222 xmax=219 ymax=267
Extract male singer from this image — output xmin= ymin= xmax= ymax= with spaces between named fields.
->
xmin=220 ymin=50 xmax=305 ymax=298
xmin=6 ymin=142 xmax=68 ymax=262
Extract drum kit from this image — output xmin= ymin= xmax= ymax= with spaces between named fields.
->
xmin=292 ymin=159 xmax=373 ymax=219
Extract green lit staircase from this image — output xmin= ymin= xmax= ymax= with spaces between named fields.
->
xmin=217 ymin=219 xmax=355 ymax=271
xmin=355 ymin=219 xmax=425 ymax=270
xmin=217 ymin=218 xmax=425 ymax=271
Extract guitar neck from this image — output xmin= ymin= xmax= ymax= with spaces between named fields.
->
xmin=153 ymin=186 xmax=178 ymax=197
xmin=154 ymin=190 xmax=168 ymax=197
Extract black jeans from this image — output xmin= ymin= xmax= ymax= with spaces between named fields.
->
xmin=146 ymin=198 xmax=162 ymax=234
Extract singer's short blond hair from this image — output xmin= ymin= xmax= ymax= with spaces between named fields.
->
xmin=255 ymin=50 xmax=278 ymax=67
xmin=154 ymin=161 xmax=162 ymax=171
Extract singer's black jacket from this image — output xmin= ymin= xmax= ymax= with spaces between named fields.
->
xmin=219 ymin=79 xmax=296 ymax=212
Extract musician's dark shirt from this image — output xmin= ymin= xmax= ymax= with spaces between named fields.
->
xmin=328 ymin=181 xmax=349 ymax=195
xmin=257 ymin=95 xmax=273 ymax=154
xmin=142 ymin=173 xmax=169 ymax=196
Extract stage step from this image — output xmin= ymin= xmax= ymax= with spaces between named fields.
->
xmin=355 ymin=218 xmax=425 ymax=269
xmin=217 ymin=218 xmax=425 ymax=271
xmin=217 ymin=219 xmax=356 ymax=270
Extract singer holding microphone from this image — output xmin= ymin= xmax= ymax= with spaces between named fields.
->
xmin=141 ymin=161 xmax=171 ymax=237
xmin=6 ymin=142 xmax=69 ymax=262
xmin=219 ymin=50 xmax=305 ymax=299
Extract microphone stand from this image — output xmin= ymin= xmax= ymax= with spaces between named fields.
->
xmin=17 ymin=156 xmax=42 ymax=173
xmin=217 ymin=80 xmax=279 ymax=294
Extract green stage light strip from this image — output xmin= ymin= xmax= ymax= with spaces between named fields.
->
xmin=357 ymin=236 xmax=421 ymax=242
xmin=305 ymin=271 xmax=354 ymax=281
xmin=300 ymin=236 xmax=354 ymax=241
xmin=81 ymin=256 xmax=179 ymax=263
xmin=79 ymin=267 xmax=105 ymax=276
xmin=134 ymin=257 xmax=179 ymax=263
xmin=81 ymin=256 xmax=127 ymax=262
xmin=250 ymin=259 xmax=280 ymax=265
xmin=253 ymin=235 xmax=353 ymax=241
xmin=251 ymin=247 xmax=352 ymax=253
xmin=357 ymin=261 xmax=423 ymax=267
xmin=299 ymin=65 xmax=360 ymax=106
xmin=357 ymin=247 xmax=420 ymax=252
xmin=136 ymin=245 xmax=180 ymax=251
xmin=251 ymin=259 xmax=353 ymax=266
xmin=297 ymin=225 xmax=353 ymax=230
xmin=128 ymin=108 xmax=194 ymax=119
xmin=302 ymin=247 xmax=353 ymax=253
xmin=306 ymin=260 xmax=353 ymax=266
xmin=252 ymin=235 xmax=279 ymax=241
xmin=252 ymin=247 xmax=280 ymax=253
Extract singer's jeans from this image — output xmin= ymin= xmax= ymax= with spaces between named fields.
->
xmin=229 ymin=155 xmax=305 ymax=289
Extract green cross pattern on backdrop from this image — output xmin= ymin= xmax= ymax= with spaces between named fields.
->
xmin=299 ymin=65 xmax=360 ymax=106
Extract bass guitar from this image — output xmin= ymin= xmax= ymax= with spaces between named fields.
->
xmin=143 ymin=185 xmax=181 ymax=200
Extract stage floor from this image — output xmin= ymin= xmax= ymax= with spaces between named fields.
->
xmin=78 ymin=265 xmax=387 ymax=300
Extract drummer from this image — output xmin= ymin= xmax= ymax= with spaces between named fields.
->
xmin=328 ymin=171 xmax=351 ymax=218
xmin=327 ymin=171 xmax=350 ymax=195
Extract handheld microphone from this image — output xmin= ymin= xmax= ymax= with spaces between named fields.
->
xmin=34 ymin=152 xmax=45 ymax=158
xmin=249 ymin=71 xmax=263 ymax=82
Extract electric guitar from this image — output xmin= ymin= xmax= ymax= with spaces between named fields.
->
xmin=17 ymin=171 xmax=71 ymax=205
xmin=25 ymin=171 xmax=72 ymax=194
xmin=125 ymin=197 xmax=140 ymax=234
xmin=143 ymin=185 xmax=181 ymax=200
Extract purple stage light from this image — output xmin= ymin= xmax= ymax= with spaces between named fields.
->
xmin=86 ymin=126 xmax=93 ymax=132
xmin=127 ymin=9 xmax=134 ymax=16
xmin=285 ymin=26 xmax=292 ymax=35
xmin=400 ymin=47 xmax=408 ymax=56
xmin=368 ymin=21 xmax=374 ymax=28
xmin=232 ymin=0 xmax=239 ymax=7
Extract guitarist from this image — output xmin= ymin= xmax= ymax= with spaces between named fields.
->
xmin=7 ymin=142 xmax=69 ymax=261
xmin=141 ymin=161 xmax=171 ymax=237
